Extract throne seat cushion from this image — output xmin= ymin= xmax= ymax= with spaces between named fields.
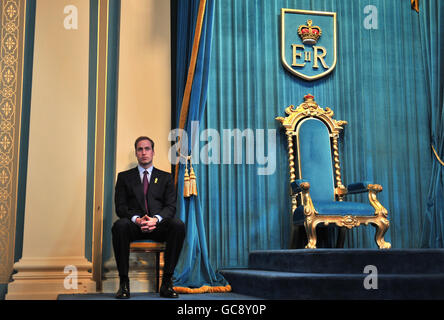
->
xmin=293 ymin=200 xmax=375 ymax=224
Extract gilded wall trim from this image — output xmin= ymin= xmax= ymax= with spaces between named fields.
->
xmin=91 ymin=0 xmax=110 ymax=290
xmin=0 ymin=0 xmax=26 ymax=283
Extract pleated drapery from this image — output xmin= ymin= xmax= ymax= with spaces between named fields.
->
xmin=195 ymin=0 xmax=438 ymax=269
xmin=172 ymin=0 xmax=230 ymax=292
xmin=420 ymin=1 xmax=444 ymax=248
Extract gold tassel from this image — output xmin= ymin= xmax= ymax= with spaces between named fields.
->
xmin=183 ymin=164 xmax=190 ymax=198
xmin=189 ymin=164 xmax=198 ymax=196
xmin=182 ymin=154 xmax=198 ymax=198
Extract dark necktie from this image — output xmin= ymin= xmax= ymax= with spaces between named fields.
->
xmin=143 ymin=170 xmax=149 ymax=212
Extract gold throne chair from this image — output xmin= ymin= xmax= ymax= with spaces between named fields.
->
xmin=276 ymin=94 xmax=391 ymax=249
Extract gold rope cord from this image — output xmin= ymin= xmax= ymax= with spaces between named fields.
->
xmin=411 ymin=0 xmax=419 ymax=13
xmin=432 ymin=144 xmax=444 ymax=167
xmin=174 ymin=0 xmax=207 ymax=188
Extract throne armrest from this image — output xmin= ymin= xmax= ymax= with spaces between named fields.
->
xmin=347 ymin=181 xmax=383 ymax=194
xmin=291 ymin=179 xmax=310 ymax=194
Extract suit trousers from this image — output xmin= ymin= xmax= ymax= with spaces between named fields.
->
xmin=112 ymin=217 xmax=185 ymax=279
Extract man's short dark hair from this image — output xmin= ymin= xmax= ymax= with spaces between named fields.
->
xmin=134 ymin=136 xmax=155 ymax=151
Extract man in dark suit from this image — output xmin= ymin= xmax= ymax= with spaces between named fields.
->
xmin=112 ymin=136 xmax=185 ymax=299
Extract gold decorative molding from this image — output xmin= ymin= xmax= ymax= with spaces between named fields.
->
xmin=91 ymin=0 xmax=111 ymax=291
xmin=276 ymin=94 xmax=347 ymax=133
xmin=0 ymin=0 xmax=26 ymax=283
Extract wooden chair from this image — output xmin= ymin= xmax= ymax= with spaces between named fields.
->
xmin=130 ymin=240 xmax=166 ymax=292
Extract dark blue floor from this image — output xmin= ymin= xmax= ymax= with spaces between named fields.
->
xmin=220 ymin=249 xmax=444 ymax=300
xmin=58 ymin=292 xmax=262 ymax=300
xmin=59 ymin=249 xmax=444 ymax=300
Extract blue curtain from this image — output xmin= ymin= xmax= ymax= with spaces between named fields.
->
xmin=195 ymin=0 xmax=438 ymax=269
xmin=172 ymin=0 xmax=229 ymax=291
xmin=420 ymin=1 xmax=444 ymax=247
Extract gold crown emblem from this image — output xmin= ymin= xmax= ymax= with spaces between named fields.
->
xmin=297 ymin=20 xmax=322 ymax=45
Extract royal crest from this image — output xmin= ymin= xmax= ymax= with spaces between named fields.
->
xmin=281 ymin=9 xmax=337 ymax=81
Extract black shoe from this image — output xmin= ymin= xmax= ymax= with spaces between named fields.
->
xmin=159 ymin=279 xmax=179 ymax=298
xmin=116 ymin=279 xmax=130 ymax=299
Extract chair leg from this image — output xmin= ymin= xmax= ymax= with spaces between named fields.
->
xmin=155 ymin=252 xmax=160 ymax=293
xmin=291 ymin=225 xmax=308 ymax=249
xmin=374 ymin=220 xmax=391 ymax=249
xmin=336 ymin=227 xmax=346 ymax=248
xmin=289 ymin=225 xmax=296 ymax=249
xmin=304 ymin=220 xmax=319 ymax=249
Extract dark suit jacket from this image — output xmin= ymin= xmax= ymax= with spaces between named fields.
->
xmin=114 ymin=166 xmax=176 ymax=221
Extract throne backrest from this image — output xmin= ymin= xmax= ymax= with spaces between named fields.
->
xmin=296 ymin=118 xmax=335 ymax=201
xmin=276 ymin=94 xmax=348 ymax=202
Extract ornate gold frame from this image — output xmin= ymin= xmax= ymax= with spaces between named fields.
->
xmin=276 ymin=95 xmax=391 ymax=249
xmin=0 ymin=0 xmax=27 ymax=283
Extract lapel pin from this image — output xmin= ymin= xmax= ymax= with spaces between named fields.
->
xmin=154 ymin=178 xmax=158 ymax=184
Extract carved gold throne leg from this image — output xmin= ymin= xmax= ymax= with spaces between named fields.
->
xmin=368 ymin=185 xmax=391 ymax=249
xmin=304 ymin=217 xmax=320 ymax=249
xmin=373 ymin=218 xmax=391 ymax=249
